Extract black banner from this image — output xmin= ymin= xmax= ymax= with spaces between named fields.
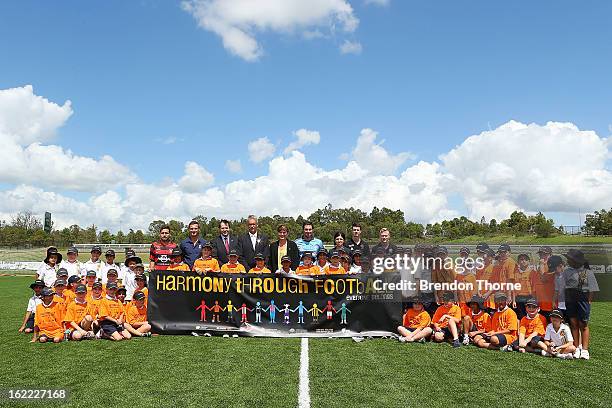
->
xmin=148 ymin=270 xmax=403 ymax=337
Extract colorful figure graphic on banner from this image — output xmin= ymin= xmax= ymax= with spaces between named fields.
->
xmin=195 ymin=300 xmax=210 ymax=322
xmin=281 ymin=304 xmax=292 ymax=324
xmin=322 ymin=300 xmax=337 ymax=320
xmin=211 ymin=300 xmax=224 ymax=323
xmin=239 ymin=303 xmax=254 ymax=323
xmin=265 ymin=300 xmax=279 ymax=323
xmin=308 ymin=303 xmax=323 ymax=322
xmin=292 ymin=301 xmax=308 ymax=324
xmin=337 ymin=302 xmax=351 ymax=324
xmin=255 ymin=301 xmax=263 ymax=323
xmin=226 ymin=300 xmax=236 ymax=322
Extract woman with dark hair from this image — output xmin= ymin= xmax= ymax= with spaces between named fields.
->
xmin=269 ymin=224 xmax=300 ymax=273
xmin=331 ymin=232 xmax=351 ymax=256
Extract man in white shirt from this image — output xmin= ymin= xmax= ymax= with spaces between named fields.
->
xmin=81 ymin=245 xmax=103 ymax=279
xmin=58 ymin=247 xmax=82 ymax=278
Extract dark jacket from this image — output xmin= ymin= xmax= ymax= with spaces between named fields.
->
xmin=236 ymin=232 xmax=270 ymax=270
xmin=269 ymin=240 xmax=300 ymax=272
xmin=211 ymin=234 xmax=238 ymax=266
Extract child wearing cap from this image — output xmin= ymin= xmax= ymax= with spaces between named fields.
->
xmin=220 ymin=250 xmax=247 ymax=273
xmin=248 ymin=254 xmax=271 ymax=274
xmin=316 ymin=250 xmax=329 ymax=274
xmin=513 ymin=253 xmax=538 ymax=319
xmin=561 ymin=249 xmax=600 ymax=360
xmin=276 ymin=255 xmax=294 ymax=274
xmin=116 ymin=287 xmax=129 ymax=309
xmin=533 ymin=247 xmax=555 ymax=318
xmin=296 ymin=252 xmax=319 ymax=276
xmin=87 ymin=281 xmax=105 ymax=331
xmin=490 ymin=244 xmax=516 ymax=301
xmin=63 ymin=284 xmax=95 ymax=341
xmin=476 ymin=248 xmax=497 ymax=312
xmin=474 ymin=292 xmax=518 ymax=350
xmin=124 ymin=291 xmax=152 ymax=337
xmin=122 ymin=252 xmax=142 ymax=301
xmin=52 ymin=279 xmax=69 ymax=319
xmin=349 ymin=251 xmax=363 ymax=274
xmin=97 ymin=283 xmax=131 ymax=341
xmin=82 ymin=246 xmax=103 ymax=280
xmin=541 ymin=309 xmax=576 ymax=359
xmin=32 ymin=288 xmax=64 ymax=343
xmin=507 ymin=297 xmax=547 ymax=353
xmin=431 ymin=247 xmax=457 ymax=304
xmin=167 ymin=248 xmax=190 ymax=271
xmin=101 ymin=249 xmax=123 ymax=284
xmin=18 ymin=280 xmax=44 ymax=334
xmin=63 ymin=275 xmax=81 ymax=304
xmin=397 ymin=299 xmax=432 ymax=343
xmin=548 ymin=255 xmax=567 ymax=320
xmin=340 ymin=255 xmax=351 ymax=274
xmin=323 ymin=252 xmax=346 ymax=275
xmin=36 ymin=247 xmax=61 ymax=288
xmin=461 ymin=295 xmax=491 ymax=345
xmin=193 ymin=244 xmax=220 ymax=273
xmin=431 ymin=292 xmax=462 ymax=347
xmin=105 ymin=268 xmax=121 ymax=288
xmin=59 ymin=247 xmax=82 ymax=279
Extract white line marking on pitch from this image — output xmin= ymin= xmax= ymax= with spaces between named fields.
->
xmin=298 ymin=337 xmax=310 ymax=408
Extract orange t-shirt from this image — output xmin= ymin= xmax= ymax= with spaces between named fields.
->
xmin=248 ymin=267 xmax=272 ymax=274
xmin=519 ymin=314 xmax=547 ymax=337
xmin=98 ymin=297 xmax=125 ymax=321
xmin=532 ymin=263 xmax=555 ymax=311
xmin=125 ymin=303 xmax=148 ymax=325
xmin=52 ymin=294 xmax=67 ymax=320
xmin=296 ymin=265 xmax=319 ymax=276
xmin=35 ymin=302 xmax=64 ymax=337
xmin=491 ymin=257 xmax=517 ymax=284
xmin=432 ymin=304 xmax=462 ymax=328
xmin=476 ymin=263 xmax=495 ymax=309
xmin=402 ymin=309 xmax=431 ymax=329
xmin=456 ymin=273 xmax=477 ymax=303
xmin=469 ymin=311 xmax=491 ymax=332
xmin=515 ymin=268 xmax=537 ymax=296
xmin=63 ymin=300 xmax=94 ymax=328
xmin=220 ymin=263 xmax=246 ymax=273
xmin=167 ymin=263 xmax=190 ymax=271
xmin=193 ymin=258 xmax=220 ymax=273
xmin=323 ymin=265 xmax=346 ymax=275
xmin=64 ymin=289 xmax=76 ymax=304
xmin=491 ymin=307 xmax=518 ymax=343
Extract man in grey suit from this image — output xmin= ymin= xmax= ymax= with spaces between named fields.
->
xmin=211 ymin=219 xmax=237 ymax=266
xmin=236 ymin=215 xmax=270 ymax=269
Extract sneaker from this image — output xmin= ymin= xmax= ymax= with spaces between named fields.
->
xmin=417 ymin=338 xmax=426 ymax=344
xmin=452 ymin=339 xmax=461 ymax=348
xmin=573 ymin=348 xmax=582 ymax=359
xmin=398 ymin=336 xmax=406 ymax=343
xmin=462 ymin=335 xmax=470 ymax=346
xmin=556 ymin=353 xmax=573 ymax=360
xmin=501 ymin=345 xmax=513 ymax=352
xmin=580 ymin=350 xmax=590 ymax=360
xmin=142 ymin=332 xmax=152 ymax=338
xmin=541 ymin=350 xmax=550 ymax=357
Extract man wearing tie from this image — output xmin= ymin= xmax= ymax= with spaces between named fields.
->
xmin=236 ymin=215 xmax=270 ymax=270
xmin=211 ymin=220 xmax=236 ymax=266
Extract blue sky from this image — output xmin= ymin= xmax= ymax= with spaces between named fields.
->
xmin=0 ymin=1 xmax=610 ymax=230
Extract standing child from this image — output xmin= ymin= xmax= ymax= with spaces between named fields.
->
xmin=397 ymin=298 xmax=432 ymax=343
xmin=533 ymin=246 xmax=555 ymax=318
xmin=101 ymin=249 xmax=123 ymax=284
xmin=36 ymin=247 xmax=61 ymax=288
xmin=32 ymin=288 xmax=64 ymax=343
xmin=540 ymin=309 xmax=576 ymax=359
xmin=58 ymin=247 xmax=82 ymax=279
xmin=431 ymin=291 xmax=462 ymax=348
xmin=513 ymin=253 xmax=537 ymax=319
xmin=82 ymin=246 xmax=103 ymax=280
xmin=124 ymin=291 xmax=152 ymax=337
xmin=18 ymin=279 xmax=44 ymax=334
xmin=548 ymin=255 xmax=567 ymax=320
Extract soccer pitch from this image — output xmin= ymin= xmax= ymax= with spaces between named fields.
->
xmin=1 ymin=276 xmax=611 ymax=408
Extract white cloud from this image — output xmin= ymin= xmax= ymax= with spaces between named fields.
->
xmin=441 ymin=120 xmax=612 ymax=221
xmin=350 ymin=128 xmax=414 ymax=175
xmin=248 ymin=137 xmax=276 ymax=163
xmin=156 ymin=136 xmax=183 ymax=145
xmin=225 ymin=159 xmax=242 ymax=174
xmin=339 ymin=40 xmax=362 ymax=55
xmin=284 ymin=129 xmax=321 ymax=154
xmin=0 ymin=85 xmax=136 ymax=192
xmin=364 ymin=0 xmax=390 ymax=6
xmin=178 ymin=161 xmax=215 ymax=192
xmin=182 ymin=0 xmax=359 ymax=61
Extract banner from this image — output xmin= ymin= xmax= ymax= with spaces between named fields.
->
xmin=148 ymin=270 xmax=404 ymax=337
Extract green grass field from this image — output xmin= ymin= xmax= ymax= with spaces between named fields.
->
xmin=1 ymin=276 xmax=611 ymax=407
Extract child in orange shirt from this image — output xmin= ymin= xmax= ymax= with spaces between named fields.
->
xmin=513 ymin=253 xmax=538 ymax=319
xmin=98 ymin=282 xmax=131 ymax=341
xmin=474 ymin=292 xmax=518 ymax=350
xmin=296 ymin=252 xmax=318 ymax=275
xmin=431 ymin=291 xmax=462 ymax=347
xmin=124 ymin=291 xmax=152 ymax=337
xmin=220 ymin=250 xmax=246 ymax=273
xmin=461 ymin=295 xmax=491 ymax=345
xmin=507 ymin=297 xmax=547 ymax=353
xmin=249 ymin=253 xmax=272 ymax=274
xmin=32 ymin=288 xmax=65 ymax=343
xmin=397 ymin=298 xmax=432 ymax=343
xmin=323 ymin=252 xmax=346 ymax=275
xmin=193 ymin=243 xmax=220 ymax=273
xmin=167 ymin=248 xmax=190 ymax=271
xmin=63 ymin=284 xmax=95 ymax=341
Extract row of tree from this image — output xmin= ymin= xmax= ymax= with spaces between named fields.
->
xmin=0 ymin=206 xmax=608 ymax=248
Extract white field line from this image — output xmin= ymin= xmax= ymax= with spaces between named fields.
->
xmin=298 ymin=337 xmax=310 ymax=408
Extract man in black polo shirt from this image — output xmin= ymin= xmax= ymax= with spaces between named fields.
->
xmin=346 ymin=223 xmax=370 ymax=258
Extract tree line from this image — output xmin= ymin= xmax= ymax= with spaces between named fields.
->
xmin=0 ymin=205 xmax=609 ymax=248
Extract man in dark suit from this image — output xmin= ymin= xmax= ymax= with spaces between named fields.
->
xmin=269 ymin=224 xmax=300 ymax=272
xmin=211 ymin=219 xmax=237 ymax=266
xmin=236 ymin=215 xmax=270 ymax=269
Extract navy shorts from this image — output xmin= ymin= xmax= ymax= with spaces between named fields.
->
xmin=26 ymin=314 xmax=35 ymax=330
xmin=566 ymin=301 xmax=591 ymax=322
xmin=484 ymin=333 xmax=507 ymax=347
xmin=100 ymin=321 xmax=120 ymax=335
